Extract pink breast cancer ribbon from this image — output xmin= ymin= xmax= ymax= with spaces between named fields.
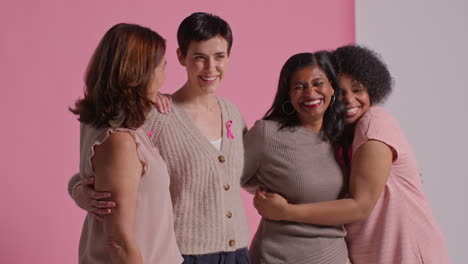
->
xmin=148 ymin=131 xmax=154 ymax=138
xmin=226 ymin=120 xmax=235 ymax=139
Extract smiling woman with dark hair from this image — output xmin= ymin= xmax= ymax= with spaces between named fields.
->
xmin=333 ymin=44 xmax=450 ymax=264
xmin=242 ymin=51 xmax=349 ymax=264
xmin=249 ymin=45 xmax=451 ymax=264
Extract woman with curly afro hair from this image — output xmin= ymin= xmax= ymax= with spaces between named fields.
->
xmin=332 ymin=45 xmax=450 ymax=263
xmin=252 ymin=45 xmax=450 ymax=264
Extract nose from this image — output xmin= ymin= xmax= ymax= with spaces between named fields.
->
xmin=341 ymin=93 xmax=354 ymax=105
xmin=204 ymin=57 xmax=215 ymax=71
xmin=303 ymin=85 xmax=318 ymax=96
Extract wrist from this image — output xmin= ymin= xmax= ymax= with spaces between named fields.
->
xmin=283 ymin=203 xmax=294 ymax=221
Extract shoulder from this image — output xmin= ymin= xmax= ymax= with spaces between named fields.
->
xmin=360 ymin=106 xmax=395 ymax=123
xmin=97 ymin=130 xmax=137 ymax=155
xmin=218 ymin=97 xmax=242 ymax=115
xmin=143 ymin=105 xmax=176 ymax=133
xmin=246 ymin=119 xmax=280 ymax=138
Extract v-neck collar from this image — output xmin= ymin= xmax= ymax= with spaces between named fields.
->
xmin=172 ymin=97 xmax=228 ymax=154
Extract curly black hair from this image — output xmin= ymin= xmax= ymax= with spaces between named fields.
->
xmin=332 ymin=45 xmax=393 ymax=105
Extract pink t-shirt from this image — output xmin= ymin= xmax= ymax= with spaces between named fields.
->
xmin=346 ymin=106 xmax=451 ymax=264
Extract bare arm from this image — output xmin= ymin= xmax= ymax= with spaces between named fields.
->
xmin=92 ymin=131 xmax=143 ymax=264
xmin=254 ymin=140 xmax=393 ymax=225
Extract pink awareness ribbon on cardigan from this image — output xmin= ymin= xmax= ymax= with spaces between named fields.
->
xmin=226 ymin=120 xmax=235 ymax=139
xmin=148 ymin=131 xmax=154 ymax=138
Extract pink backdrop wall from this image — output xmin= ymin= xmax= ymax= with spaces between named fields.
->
xmin=0 ymin=1 xmax=354 ymax=263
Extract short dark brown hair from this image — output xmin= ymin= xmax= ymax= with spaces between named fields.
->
xmin=177 ymin=12 xmax=233 ymax=57
xmin=70 ymin=23 xmax=166 ymax=129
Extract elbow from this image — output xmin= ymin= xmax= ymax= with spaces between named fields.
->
xmin=355 ymin=208 xmax=371 ymax=222
xmin=105 ymin=234 xmax=141 ymax=263
xmin=106 ymin=235 xmax=128 ymax=253
xmin=353 ymin=202 xmax=374 ymax=222
xmin=240 ymin=177 xmax=258 ymax=194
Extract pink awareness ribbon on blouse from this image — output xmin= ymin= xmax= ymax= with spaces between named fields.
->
xmin=226 ymin=120 xmax=235 ymax=139
xmin=148 ymin=131 xmax=154 ymax=138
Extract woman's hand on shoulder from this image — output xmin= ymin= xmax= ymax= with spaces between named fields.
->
xmin=72 ymin=176 xmax=116 ymax=222
xmin=153 ymin=92 xmax=173 ymax=114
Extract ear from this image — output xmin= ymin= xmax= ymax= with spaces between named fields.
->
xmin=176 ymin=48 xmax=186 ymax=66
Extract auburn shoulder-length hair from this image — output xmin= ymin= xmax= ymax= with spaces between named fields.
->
xmin=70 ymin=23 xmax=166 ymax=129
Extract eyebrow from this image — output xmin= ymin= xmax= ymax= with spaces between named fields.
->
xmin=291 ymin=77 xmax=324 ymax=85
xmin=191 ymin=51 xmax=227 ymax=56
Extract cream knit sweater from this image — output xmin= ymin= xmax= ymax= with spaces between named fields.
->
xmin=69 ymin=97 xmax=250 ymax=255
xmin=143 ymin=97 xmax=250 ymax=255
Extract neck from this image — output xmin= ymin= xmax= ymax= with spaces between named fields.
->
xmin=173 ymin=83 xmax=218 ymax=110
xmin=300 ymin=117 xmax=323 ymax=132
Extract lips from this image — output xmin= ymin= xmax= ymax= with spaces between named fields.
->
xmin=302 ymin=98 xmax=323 ymax=108
xmin=345 ymin=107 xmax=359 ymax=117
xmin=200 ymin=75 xmax=219 ymax=82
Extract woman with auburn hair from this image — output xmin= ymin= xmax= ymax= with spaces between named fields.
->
xmin=69 ymin=13 xmax=250 ymax=263
xmin=70 ymin=23 xmax=181 ymax=263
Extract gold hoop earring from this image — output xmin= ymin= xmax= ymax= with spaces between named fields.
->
xmin=282 ymin=101 xmax=296 ymax=115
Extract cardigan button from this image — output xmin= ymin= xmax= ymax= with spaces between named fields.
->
xmin=226 ymin=211 xmax=232 ymax=218
xmin=228 ymin=240 xmax=236 ymax=247
xmin=223 ymin=184 xmax=230 ymax=191
xmin=218 ymin=155 xmax=226 ymax=163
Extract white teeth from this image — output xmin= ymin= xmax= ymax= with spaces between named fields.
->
xmin=304 ymin=99 xmax=321 ymax=106
xmin=346 ymin=107 xmax=358 ymax=113
xmin=201 ymin=76 xmax=217 ymax=81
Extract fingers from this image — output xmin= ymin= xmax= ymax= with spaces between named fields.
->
xmin=155 ymin=99 xmax=165 ymax=114
xmin=255 ymin=189 xmax=268 ymax=199
xmin=91 ymin=207 xmax=112 ymax=216
xmin=154 ymin=93 xmax=173 ymax=114
xmin=162 ymin=96 xmax=170 ymax=113
xmin=81 ymin=176 xmax=94 ymax=186
xmin=92 ymin=212 xmax=104 ymax=222
xmin=86 ymin=188 xmax=112 ymax=200
xmin=93 ymin=200 xmax=116 ymax=209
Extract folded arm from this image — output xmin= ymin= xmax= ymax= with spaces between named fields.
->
xmin=255 ymin=140 xmax=393 ymax=225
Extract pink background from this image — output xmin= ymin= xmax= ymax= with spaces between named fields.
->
xmin=0 ymin=1 xmax=354 ymax=263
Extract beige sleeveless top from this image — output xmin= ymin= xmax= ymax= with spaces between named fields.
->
xmin=78 ymin=124 xmax=182 ymax=263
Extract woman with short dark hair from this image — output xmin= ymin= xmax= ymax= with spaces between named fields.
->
xmin=69 ymin=13 xmax=250 ymax=264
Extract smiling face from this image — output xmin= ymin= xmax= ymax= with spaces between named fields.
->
xmin=289 ymin=65 xmax=335 ymax=129
xmin=177 ymin=35 xmax=229 ymax=94
xmin=338 ymin=74 xmax=371 ymax=125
